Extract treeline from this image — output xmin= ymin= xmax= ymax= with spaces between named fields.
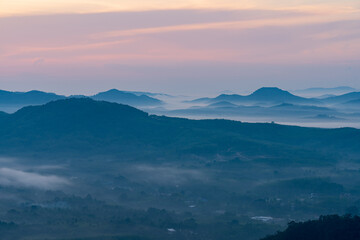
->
xmin=261 ymin=215 xmax=360 ymax=240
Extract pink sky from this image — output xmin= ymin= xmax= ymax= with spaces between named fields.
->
xmin=0 ymin=1 xmax=359 ymax=95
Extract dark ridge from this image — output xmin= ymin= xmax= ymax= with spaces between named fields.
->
xmin=250 ymin=87 xmax=293 ymax=98
xmin=0 ymin=89 xmax=65 ymax=105
xmin=0 ymin=98 xmax=359 ymax=162
xmin=12 ymin=97 xmax=148 ymax=119
xmin=92 ymin=89 xmax=163 ymax=106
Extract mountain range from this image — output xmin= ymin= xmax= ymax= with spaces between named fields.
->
xmin=321 ymin=91 xmax=360 ymax=104
xmin=0 ymin=98 xmax=358 ymax=161
xmin=191 ymin=87 xmax=320 ymax=105
xmin=292 ymin=86 xmax=356 ymax=97
xmin=2 ymin=87 xmax=359 ymax=111
xmin=1 ymin=87 xmax=360 ymax=129
xmin=0 ymin=89 xmax=163 ymax=111
xmin=92 ymin=89 xmax=163 ymax=106
xmin=0 ymin=90 xmax=65 ymax=105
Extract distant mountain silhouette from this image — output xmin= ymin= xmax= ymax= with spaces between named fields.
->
xmin=0 ymin=90 xmax=65 ymax=105
xmin=68 ymin=94 xmax=87 ymax=98
xmin=322 ymin=92 xmax=360 ymax=104
xmin=122 ymin=90 xmax=171 ymax=97
xmin=187 ymin=97 xmax=212 ymax=103
xmin=293 ymin=86 xmax=355 ymax=97
xmin=342 ymin=98 xmax=360 ymax=107
xmin=318 ymin=94 xmax=337 ymax=99
xmin=246 ymin=87 xmax=316 ymax=103
xmin=271 ymin=103 xmax=332 ymax=111
xmin=191 ymin=87 xmax=319 ymax=105
xmin=0 ymin=89 xmax=163 ymax=111
xmin=306 ymin=114 xmax=345 ymax=121
xmin=92 ymin=89 xmax=163 ymax=106
xmin=168 ymin=101 xmax=335 ymax=119
xmin=272 ymin=103 xmax=296 ymax=108
xmin=208 ymin=101 xmax=238 ymax=108
xmin=212 ymin=94 xmax=244 ymax=102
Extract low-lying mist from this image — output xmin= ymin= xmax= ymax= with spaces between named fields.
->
xmin=0 ymin=168 xmax=69 ymax=190
xmin=131 ymin=165 xmax=208 ymax=185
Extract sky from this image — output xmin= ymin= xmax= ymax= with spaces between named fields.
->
xmin=0 ymin=0 xmax=359 ymax=95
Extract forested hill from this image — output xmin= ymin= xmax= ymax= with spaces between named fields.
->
xmin=261 ymin=215 xmax=360 ymax=240
xmin=0 ymin=98 xmax=359 ymax=163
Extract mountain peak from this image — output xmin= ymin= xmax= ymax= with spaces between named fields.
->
xmin=251 ymin=87 xmax=291 ymax=96
xmin=13 ymin=98 xmax=149 ymax=122
xmin=92 ymin=89 xmax=163 ymax=106
xmin=240 ymin=87 xmax=318 ymax=104
xmin=0 ymin=89 xmax=65 ymax=105
xmin=103 ymin=89 xmax=123 ymax=93
xmin=97 ymin=89 xmax=129 ymax=96
xmin=197 ymin=87 xmax=316 ymax=105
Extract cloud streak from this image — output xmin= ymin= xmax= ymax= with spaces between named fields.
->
xmin=1 ymin=0 xmax=359 ymax=17
xmin=0 ymin=6 xmax=359 ymax=94
xmin=93 ymin=12 xmax=359 ymax=39
xmin=2 ymin=9 xmax=359 ymax=66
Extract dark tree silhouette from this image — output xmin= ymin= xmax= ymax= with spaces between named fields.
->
xmin=261 ymin=215 xmax=360 ymax=240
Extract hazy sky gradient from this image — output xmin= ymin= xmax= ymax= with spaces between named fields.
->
xmin=0 ymin=0 xmax=359 ymax=95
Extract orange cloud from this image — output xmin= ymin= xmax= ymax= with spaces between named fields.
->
xmin=1 ymin=0 xmax=359 ymax=17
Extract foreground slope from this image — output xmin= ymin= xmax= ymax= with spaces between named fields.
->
xmin=0 ymin=99 xmax=360 ymax=240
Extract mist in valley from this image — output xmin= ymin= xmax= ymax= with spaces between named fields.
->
xmin=1 ymin=0 xmax=360 ymax=238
